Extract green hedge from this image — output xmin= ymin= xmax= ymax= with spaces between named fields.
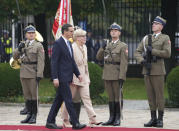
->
xmin=88 ymin=62 xmax=105 ymax=101
xmin=166 ymin=66 xmax=179 ymax=107
xmin=0 ymin=63 xmax=22 ymax=98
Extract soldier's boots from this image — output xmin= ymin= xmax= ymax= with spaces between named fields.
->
xmin=21 ymin=100 xmax=37 ymax=124
xmin=28 ymin=100 xmax=37 ymax=124
xmin=144 ymin=111 xmax=157 ymax=127
xmin=113 ymin=102 xmax=121 ymax=126
xmin=20 ymin=101 xmax=28 ymax=115
xmin=21 ymin=100 xmax=32 ymax=123
xmin=156 ymin=111 xmax=163 ymax=128
xmin=102 ymin=102 xmax=115 ymax=126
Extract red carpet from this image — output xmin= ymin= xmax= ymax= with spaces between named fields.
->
xmin=0 ymin=125 xmax=178 ymax=131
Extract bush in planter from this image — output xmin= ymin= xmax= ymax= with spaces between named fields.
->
xmin=166 ymin=66 xmax=179 ymax=107
xmin=88 ymin=62 xmax=104 ymax=101
xmin=0 ymin=63 xmax=22 ymax=98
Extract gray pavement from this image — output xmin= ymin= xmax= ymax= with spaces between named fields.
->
xmin=0 ymin=100 xmax=179 ymax=130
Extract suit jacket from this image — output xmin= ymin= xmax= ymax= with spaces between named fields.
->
xmin=134 ymin=33 xmax=171 ymax=75
xmin=72 ymin=42 xmax=90 ymax=86
xmin=51 ymin=37 xmax=80 ymax=82
xmin=13 ymin=40 xmax=45 ymax=78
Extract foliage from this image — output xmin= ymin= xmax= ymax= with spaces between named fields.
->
xmin=166 ymin=66 xmax=179 ymax=107
xmin=88 ymin=62 xmax=104 ymax=101
xmin=0 ymin=63 xmax=22 ymax=97
xmin=0 ymin=0 xmax=59 ymax=21
xmin=0 ymin=77 xmax=169 ymax=104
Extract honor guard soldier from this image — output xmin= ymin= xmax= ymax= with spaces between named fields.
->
xmin=13 ymin=25 xmax=45 ymax=124
xmin=96 ymin=23 xmax=128 ymax=126
xmin=134 ymin=16 xmax=171 ymax=128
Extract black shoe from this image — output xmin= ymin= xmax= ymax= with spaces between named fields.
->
xmin=21 ymin=114 xmax=32 ymax=123
xmin=72 ymin=123 xmax=86 ymax=130
xmin=28 ymin=114 xmax=36 ymax=124
xmin=20 ymin=107 xmax=28 ymax=115
xmin=46 ymin=123 xmax=63 ymax=129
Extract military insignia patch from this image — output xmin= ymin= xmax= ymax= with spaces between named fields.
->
xmin=168 ymin=40 xmax=171 ymax=45
xmin=125 ymin=49 xmax=128 ymax=54
xmin=41 ymin=48 xmax=44 ymax=53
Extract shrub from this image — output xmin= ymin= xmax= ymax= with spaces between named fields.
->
xmin=166 ymin=66 xmax=179 ymax=107
xmin=88 ymin=62 xmax=104 ymax=101
xmin=0 ymin=63 xmax=22 ymax=98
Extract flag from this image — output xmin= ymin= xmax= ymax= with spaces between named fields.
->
xmin=52 ymin=0 xmax=74 ymax=40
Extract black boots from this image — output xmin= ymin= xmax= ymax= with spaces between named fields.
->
xmin=144 ymin=110 xmax=164 ymax=128
xmin=28 ymin=100 xmax=37 ymax=124
xmin=144 ymin=111 xmax=157 ymax=127
xmin=113 ymin=102 xmax=121 ymax=126
xmin=156 ymin=111 xmax=163 ymax=128
xmin=21 ymin=100 xmax=37 ymax=124
xmin=102 ymin=102 xmax=115 ymax=125
xmin=20 ymin=101 xmax=28 ymax=115
xmin=21 ymin=100 xmax=32 ymax=123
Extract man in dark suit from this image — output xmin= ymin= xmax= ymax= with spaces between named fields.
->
xmin=46 ymin=24 xmax=86 ymax=130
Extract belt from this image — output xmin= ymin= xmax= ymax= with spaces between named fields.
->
xmin=152 ymin=56 xmax=162 ymax=62
xmin=104 ymin=61 xmax=120 ymax=65
xmin=22 ymin=61 xmax=37 ymax=64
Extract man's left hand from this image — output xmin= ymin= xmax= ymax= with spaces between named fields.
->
xmin=78 ymin=75 xmax=82 ymax=82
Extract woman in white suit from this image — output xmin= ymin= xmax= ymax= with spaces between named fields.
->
xmin=61 ymin=28 xmax=101 ymax=127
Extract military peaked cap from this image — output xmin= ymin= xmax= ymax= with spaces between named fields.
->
xmin=153 ymin=16 xmax=166 ymax=26
xmin=25 ymin=25 xmax=36 ymax=33
xmin=110 ymin=22 xmax=122 ymax=31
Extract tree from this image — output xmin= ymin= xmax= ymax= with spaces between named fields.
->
xmin=0 ymin=0 xmax=59 ymax=77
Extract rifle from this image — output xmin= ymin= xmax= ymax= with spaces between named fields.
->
xmin=145 ymin=34 xmax=152 ymax=75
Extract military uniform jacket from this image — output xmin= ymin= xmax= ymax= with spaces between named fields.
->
xmin=134 ymin=33 xmax=171 ymax=75
xmin=13 ymin=40 xmax=45 ymax=78
xmin=96 ymin=40 xmax=128 ymax=80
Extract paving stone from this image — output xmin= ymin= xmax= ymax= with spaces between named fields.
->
xmin=0 ymin=100 xmax=178 ymax=129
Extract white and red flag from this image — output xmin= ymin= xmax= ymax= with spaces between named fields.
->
xmin=52 ymin=0 xmax=74 ymax=40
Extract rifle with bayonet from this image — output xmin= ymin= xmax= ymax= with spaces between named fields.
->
xmin=144 ymin=34 xmax=152 ymax=75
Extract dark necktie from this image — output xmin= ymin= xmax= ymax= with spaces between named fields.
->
xmin=67 ymin=41 xmax=72 ymax=57
xmin=153 ymin=34 xmax=156 ymax=39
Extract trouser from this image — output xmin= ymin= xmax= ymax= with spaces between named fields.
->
xmin=47 ymin=82 xmax=78 ymax=125
xmin=144 ymin=75 xmax=165 ymax=111
xmin=61 ymin=84 xmax=96 ymax=121
xmin=20 ymin=78 xmax=37 ymax=100
xmin=104 ymin=80 xmax=121 ymax=102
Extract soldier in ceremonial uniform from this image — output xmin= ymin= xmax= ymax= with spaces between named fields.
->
xmin=13 ymin=25 xmax=45 ymax=124
xmin=96 ymin=23 xmax=128 ymax=126
xmin=134 ymin=16 xmax=171 ymax=128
